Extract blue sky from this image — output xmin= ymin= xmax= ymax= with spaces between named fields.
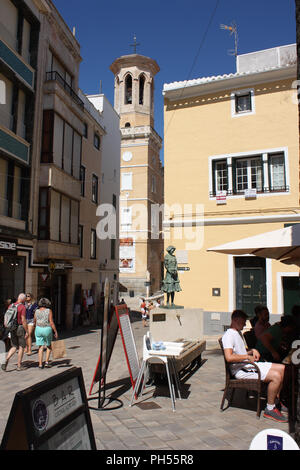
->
xmin=53 ymin=0 xmax=296 ymax=163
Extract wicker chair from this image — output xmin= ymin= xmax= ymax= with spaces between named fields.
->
xmin=218 ymin=338 xmax=264 ymax=418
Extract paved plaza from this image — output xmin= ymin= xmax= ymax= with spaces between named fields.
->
xmin=0 ymin=308 xmax=297 ymax=451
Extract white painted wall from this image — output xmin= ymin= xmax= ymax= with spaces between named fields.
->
xmin=87 ymin=94 xmax=121 ymax=288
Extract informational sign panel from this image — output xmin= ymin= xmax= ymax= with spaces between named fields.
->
xmin=216 ymin=191 xmax=227 ymax=205
xmin=119 ymin=237 xmax=135 ymax=273
xmin=1 ymin=368 xmax=96 ymax=450
xmin=115 ymin=304 xmax=140 ymax=389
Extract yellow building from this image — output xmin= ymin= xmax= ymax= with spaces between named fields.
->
xmin=110 ymin=53 xmax=164 ymax=296
xmin=163 ymin=44 xmax=299 ymax=333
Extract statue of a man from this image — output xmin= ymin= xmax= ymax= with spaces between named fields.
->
xmin=162 ymin=246 xmax=182 ymax=305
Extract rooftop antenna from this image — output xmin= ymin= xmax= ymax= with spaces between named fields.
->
xmin=220 ymin=21 xmax=238 ymax=59
xmin=100 ymin=80 xmax=102 ymax=94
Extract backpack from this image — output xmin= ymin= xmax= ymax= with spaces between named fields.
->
xmin=4 ymin=304 xmax=18 ymax=332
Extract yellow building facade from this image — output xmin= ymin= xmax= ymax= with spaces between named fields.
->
xmin=163 ymin=45 xmax=299 ymax=332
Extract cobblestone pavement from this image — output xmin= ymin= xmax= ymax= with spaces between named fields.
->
xmin=0 ymin=310 xmax=295 ymax=451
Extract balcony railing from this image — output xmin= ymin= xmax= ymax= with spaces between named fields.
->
xmin=45 ymin=71 xmax=84 ymax=110
xmin=210 ymin=186 xmax=290 ymax=197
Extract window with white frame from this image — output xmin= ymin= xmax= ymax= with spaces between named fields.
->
xmin=269 ymin=153 xmax=285 ymax=190
xmin=210 ymin=150 xmax=288 ymax=197
xmin=121 ymin=207 xmax=132 ymax=228
xmin=231 ymin=89 xmax=255 ymax=117
xmin=121 ymin=172 xmax=132 ymax=190
xmin=235 ymin=157 xmax=263 ymax=192
xmin=215 ymin=161 xmax=228 ymax=193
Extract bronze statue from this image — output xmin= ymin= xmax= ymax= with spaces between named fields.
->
xmin=161 ymin=246 xmax=182 ymax=306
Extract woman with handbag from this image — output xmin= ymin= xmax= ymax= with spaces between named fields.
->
xmin=34 ymin=298 xmax=58 ymax=369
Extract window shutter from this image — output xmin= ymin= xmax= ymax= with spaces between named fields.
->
xmin=232 ymin=159 xmax=237 ymax=194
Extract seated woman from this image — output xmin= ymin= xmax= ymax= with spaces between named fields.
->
xmin=254 ymin=305 xmax=271 ymax=340
xmin=255 ymin=315 xmax=296 ymax=363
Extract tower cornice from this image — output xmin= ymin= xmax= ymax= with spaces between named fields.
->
xmin=110 ymin=54 xmax=160 ymax=76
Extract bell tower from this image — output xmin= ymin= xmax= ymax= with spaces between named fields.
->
xmin=110 ymin=53 xmax=159 ymax=128
xmin=110 ymin=51 xmax=163 ymax=296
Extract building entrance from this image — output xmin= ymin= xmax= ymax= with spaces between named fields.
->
xmin=38 ymin=273 xmax=67 ymax=329
xmin=0 ymin=255 xmax=25 ymax=311
xmin=283 ymin=276 xmax=300 ymax=315
xmin=235 ymin=257 xmax=266 ymax=317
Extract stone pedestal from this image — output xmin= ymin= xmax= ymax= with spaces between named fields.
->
xmin=149 ymin=307 xmax=204 ymax=342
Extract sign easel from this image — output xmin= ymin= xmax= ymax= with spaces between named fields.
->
xmin=115 ymin=304 xmax=140 ymax=394
xmin=89 ymin=284 xmax=141 ymax=407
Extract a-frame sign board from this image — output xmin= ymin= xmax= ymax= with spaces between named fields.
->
xmin=115 ymin=304 xmax=140 ymax=391
xmin=89 ymin=304 xmax=140 ymax=396
xmin=89 ymin=305 xmax=119 ymax=396
xmin=1 ymin=367 xmax=96 ymax=450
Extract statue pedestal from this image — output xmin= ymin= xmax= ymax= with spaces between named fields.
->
xmin=149 ymin=307 xmax=204 ymax=342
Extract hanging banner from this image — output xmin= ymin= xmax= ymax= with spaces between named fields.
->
xmin=119 ymin=237 xmax=135 ymax=273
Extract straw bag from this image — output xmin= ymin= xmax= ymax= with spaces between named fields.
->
xmin=51 ymin=339 xmax=66 ymax=359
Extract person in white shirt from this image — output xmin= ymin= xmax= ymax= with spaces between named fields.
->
xmin=222 ymin=310 xmax=287 ymax=423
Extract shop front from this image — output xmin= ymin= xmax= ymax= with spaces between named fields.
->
xmin=38 ymin=262 xmax=69 ymax=330
xmin=0 ymin=237 xmax=26 ymax=312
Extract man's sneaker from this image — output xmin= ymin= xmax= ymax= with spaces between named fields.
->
xmin=263 ymin=407 xmax=288 ymax=423
xmin=1 ymin=362 xmax=7 ymax=371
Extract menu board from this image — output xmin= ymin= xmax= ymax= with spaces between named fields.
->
xmin=0 ymin=367 xmax=96 ymax=450
xmin=37 ymin=414 xmax=92 ymax=450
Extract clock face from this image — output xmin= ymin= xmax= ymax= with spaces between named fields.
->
xmin=122 ymin=151 xmax=132 ymax=162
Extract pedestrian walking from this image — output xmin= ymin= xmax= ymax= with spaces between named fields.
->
xmin=25 ymin=293 xmax=38 ymax=355
xmin=34 ymin=298 xmax=58 ymax=369
xmin=1 ymin=294 xmax=29 ymax=372
xmin=140 ymin=298 xmax=148 ymax=327
xmin=0 ymin=299 xmax=14 ymax=351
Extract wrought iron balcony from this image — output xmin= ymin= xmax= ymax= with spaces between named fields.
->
xmin=210 ymin=186 xmax=290 ymax=198
xmin=45 ymin=71 xmax=84 ymax=110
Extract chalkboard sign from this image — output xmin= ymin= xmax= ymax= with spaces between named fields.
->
xmin=1 ymin=367 xmax=96 ymax=450
xmin=115 ymin=304 xmax=140 ymax=390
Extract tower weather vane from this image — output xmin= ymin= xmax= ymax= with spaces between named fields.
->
xmin=130 ymin=34 xmax=140 ymax=54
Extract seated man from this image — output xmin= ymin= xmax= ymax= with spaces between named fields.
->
xmin=254 ymin=305 xmax=271 ymax=340
xmin=256 ymin=315 xmax=296 ymax=363
xmin=222 ymin=310 xmax=287 ymax=423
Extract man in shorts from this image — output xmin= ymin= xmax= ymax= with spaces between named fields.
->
xmin=1 ymin=293 xmax=29 ymax=372
xmin=222 ymin=310 xmax=287 ymax=423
